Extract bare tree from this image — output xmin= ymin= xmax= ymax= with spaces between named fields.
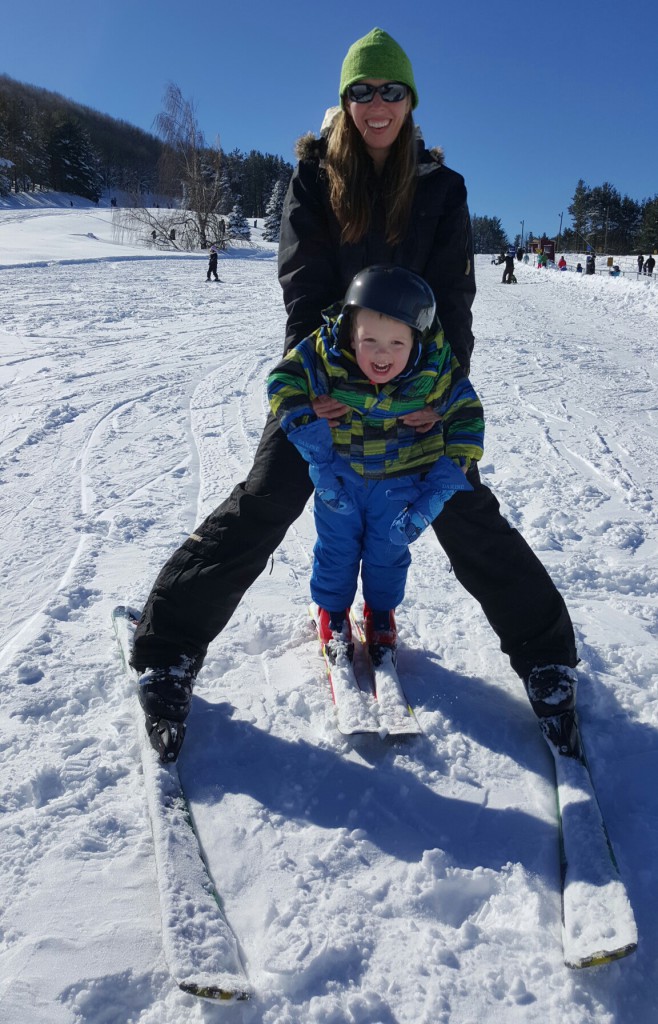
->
xmin=113 ymin=83 xmax=227 ymax=251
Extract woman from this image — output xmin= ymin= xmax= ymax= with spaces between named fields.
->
xmin=131 ymin=28 xmax=578 ymax=761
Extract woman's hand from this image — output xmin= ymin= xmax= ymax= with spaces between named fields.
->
xmin=399 ymin=408 xmax=441 ymax=434
xmin=312 ymin=395 xmax=350 ymax=427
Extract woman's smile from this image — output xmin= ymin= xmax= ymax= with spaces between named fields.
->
xmin=347 ymin=79 xmax=411 ymax=168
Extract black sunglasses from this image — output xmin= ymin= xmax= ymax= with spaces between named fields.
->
xmin=346 ymin=82 xmax=409 ymax=104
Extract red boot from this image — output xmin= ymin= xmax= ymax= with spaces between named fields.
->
xmin=316 ymin=607 xmax=353 ymax=661
xmin=363 ymin=605 xmax=397 ymax=649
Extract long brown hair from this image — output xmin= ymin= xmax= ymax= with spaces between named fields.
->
xmin=325 ymin=110 xmax=417 ymax=246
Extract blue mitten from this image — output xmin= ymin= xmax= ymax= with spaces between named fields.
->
xmin=387 ymin=456 xmax=474 ymax=545
xmin=308 ymin=463 xmax=353 ymax=513
xmin=288 ymin=419 xmax=355 ymax=515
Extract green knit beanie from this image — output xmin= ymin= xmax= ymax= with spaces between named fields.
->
xmin=339 ymin=28 xmax=418 ymax=109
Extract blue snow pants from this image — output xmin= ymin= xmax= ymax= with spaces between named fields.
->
xmin=310 ymin=476 xmax=412 ymax=613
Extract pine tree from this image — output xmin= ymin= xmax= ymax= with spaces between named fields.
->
xmin=262 ymin=178 xmax=287 ymax=241
xmin=222 ymin=148 xmax=292 ymax=218
xmin=48 ymin=118 xmax=102 ymax=201
xmin=588 ymin=182 xmax=619 ymax=251
xmin=0 ymin=96 xmax=46 ymax=192
xmin=217 ymin=169 xmax=233 ymax=214
xmin=0 ymin=156 xmax=12 ymax=196
xmin=0 ymin=110 xmax=10 ymax=194
xmin=617 ymin=195 xmax=642 ymax=253
xmin=471 ymin=214 xmax=507 ymax=254
xmin=227 ymin=197 xmax=251 ymax=242
xmin=637 ymin=196 xmax=658 ymax=255
xmin=568 ymin=179 xmax=590 ymax=246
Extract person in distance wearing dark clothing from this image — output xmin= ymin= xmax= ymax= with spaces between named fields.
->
xmin=206 ymin=245 xmax=220 ymax=282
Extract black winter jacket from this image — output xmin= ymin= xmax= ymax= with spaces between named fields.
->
xmin=278 ymin=133 xmax=476 ymax=371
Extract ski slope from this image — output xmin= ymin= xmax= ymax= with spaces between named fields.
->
xmin=1 ymin=202 xmax=657 ymax=1024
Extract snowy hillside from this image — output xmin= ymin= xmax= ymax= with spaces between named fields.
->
xmin=1 ymin=203 xmax=658 ymax=1024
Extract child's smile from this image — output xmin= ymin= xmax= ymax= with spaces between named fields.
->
xmin=351 ymin=308 xmax=414 ymax=384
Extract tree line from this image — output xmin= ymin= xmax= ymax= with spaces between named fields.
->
xmin=563 ymin=179 xmax=657 ymax=254
xmin=473 ymin=180 xmax=657 ymax=256
xmin=0 ymin=75 xmax=293 ymax=221
xmin=4 ymin=74 xmax=654 ymax=257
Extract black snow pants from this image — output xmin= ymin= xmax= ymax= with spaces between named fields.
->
xmin=131 ymin=413 xmax=577 ymax=680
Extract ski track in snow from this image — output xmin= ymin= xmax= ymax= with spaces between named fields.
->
xmin=1 ymin=207 xmax=658 ymax=1023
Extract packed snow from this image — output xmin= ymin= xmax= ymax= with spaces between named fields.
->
xmin=1 ymin=197 xmax=657 ymax=1024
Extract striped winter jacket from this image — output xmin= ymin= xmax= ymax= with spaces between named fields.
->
xmin=268 ymin=307 xmax=484 ymax=480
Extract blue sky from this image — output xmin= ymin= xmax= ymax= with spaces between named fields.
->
xmin=2 ymin=0 xmax=656 ymax=242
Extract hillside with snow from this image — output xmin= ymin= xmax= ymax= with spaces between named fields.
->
xmin=1 ymin=200 xmax=657 ymax=1024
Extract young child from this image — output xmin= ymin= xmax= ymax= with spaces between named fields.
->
xmin=267 ymin=265 xmax=484 ymax=661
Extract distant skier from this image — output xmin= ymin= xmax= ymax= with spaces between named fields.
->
xmin=206 ymin=245 xmax=220 ymax=282
xmin=645 ymin=254 xmax=655 ymax=276
xmin=558 ymin=256 xmax=567 ymax=271
xmin=267 ymin=265 xmax=483 ymax=658
xmin=502 ymin=248 xmax=516 ymax=283
xmin=585 ymin=253 xmax=596 ymax=275
xmin=637 ymin=254 xmax=644 ymax=274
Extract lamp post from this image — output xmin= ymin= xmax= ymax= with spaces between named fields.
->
xmin=557 ymin=211 xmax=563 ymax=252
xmin=520 ymin=220 xmax=524 ymax=250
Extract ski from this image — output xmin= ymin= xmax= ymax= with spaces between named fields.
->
xmin=351 ymin=613 xmax=422 ymax=736
xmin=309 ymin=605 xmax=381 ymax=735
xmin=309 ymin=606 xmax=420 ymax=737
xmin=112 ymin=605 xmax=251 ymax=1001
xmin=541 ymin=714 xmax=638 ymax=968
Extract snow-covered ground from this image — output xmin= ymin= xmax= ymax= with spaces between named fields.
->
xmin=1 ymin=200 xmax=657 ymax=1024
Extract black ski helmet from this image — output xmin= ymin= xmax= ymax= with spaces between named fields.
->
xmin=342 ymin=265 xmax=437 ymax=336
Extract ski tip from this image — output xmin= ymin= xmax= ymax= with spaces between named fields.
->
xmin=179 ymin=980 xmax=252 ymax=1001
xmin=566 ymin=940 xmax=638 ymax=969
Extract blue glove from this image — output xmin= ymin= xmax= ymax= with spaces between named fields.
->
xmin=288 ymin=419 xmax=356 ymax=515
xmin=387 ymin=456 xmax=474 ymax=545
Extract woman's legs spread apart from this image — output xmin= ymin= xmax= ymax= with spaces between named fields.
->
xmin=131 ymin=414 xmax=313 ymax=670
xmin=432 ymin=467 xmax=577 ymax=679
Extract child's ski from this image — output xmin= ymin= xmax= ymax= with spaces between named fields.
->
xmin=309 ymin=607 xmax=420 ymax=737
xmin=112 ymin=605 xmax=251 ymax=1001
xmin=309 ymin=604 xmax=380 ymax=735
xmin=351 ymin=613 xmax=422 ymax=736
xmin=541 ymin=715 xmax=638 ymax=968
